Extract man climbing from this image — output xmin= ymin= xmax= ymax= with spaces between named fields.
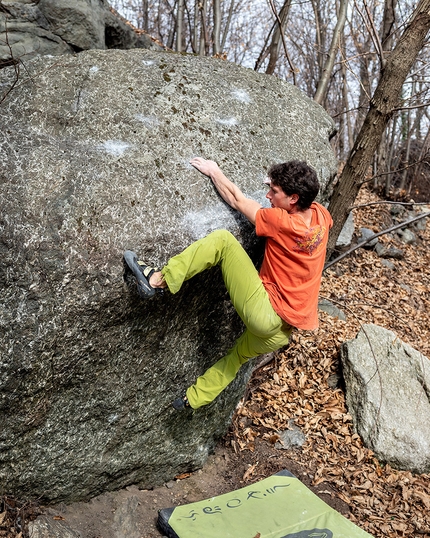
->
xmin=123 ymin=157 xmax=332 ymax=411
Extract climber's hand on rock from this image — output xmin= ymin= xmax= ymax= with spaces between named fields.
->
xmin=190 ymin=157 xmax=220 ymax=178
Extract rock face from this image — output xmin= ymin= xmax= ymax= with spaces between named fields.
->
xmin=0 ymin=49 xmax=337 ymax=502
xmin=0 ymin=0 xmax=159 ymax=68
xmin=341 ymin=324 xmax=430 ymax=474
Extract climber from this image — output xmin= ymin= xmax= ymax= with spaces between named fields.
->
xmin=123 ymin=157 xmax=332 ymax=410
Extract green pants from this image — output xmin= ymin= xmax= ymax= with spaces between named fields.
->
xmin=162 ymin=230 xmax=292 ymax=409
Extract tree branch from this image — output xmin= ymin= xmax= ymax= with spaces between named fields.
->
xmin=351 ymin=200 xmax=429 ymax=210
xmin=324 ymin=211 xmax=430 ymax=271
xmin=0 ymin=18 xmax=20 ymax=104
xmin=359 ymin=153 xmax=430 ymax=185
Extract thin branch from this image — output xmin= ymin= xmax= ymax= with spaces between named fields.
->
xmin=331 ymin=103 xmax=372 ymax=119
xmin=0 ymin=18 xmax=20 ymax=104
xmin=324 ymin=211 xmax=430 ymax=271
xmin=359 ymin=152 xmax=430 ymax=185
xmin=351 ymin=200 xmax=430 ymax=210
xmin=254 ymin=19 xmax=277 ymax=71
xmin=392 ymin=100 xmax=430 ymax=112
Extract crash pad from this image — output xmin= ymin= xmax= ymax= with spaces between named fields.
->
xmin=157 ymin=470 xmax=372 ymax=538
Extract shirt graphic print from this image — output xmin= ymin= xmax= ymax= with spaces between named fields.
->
xmin=293 ymin=225 xmax=327 ymax=255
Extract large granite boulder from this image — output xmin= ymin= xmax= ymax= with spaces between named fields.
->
xmin=341 ymin=324 xmax=430 ymax=474
xmin=0 ymin=0 xmax=159 ymax=68
xmin=0 ymin=49 xmax=337 ymax=502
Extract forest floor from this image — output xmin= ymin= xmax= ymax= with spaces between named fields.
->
xmin=2 ymin=187 xmax=430 ymax=538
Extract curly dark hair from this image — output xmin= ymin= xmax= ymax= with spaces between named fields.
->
xmin=268 ymin=160 xmax=320 ymax=210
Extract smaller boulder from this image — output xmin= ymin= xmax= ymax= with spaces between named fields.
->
xmin=28 ymin=516 xmax=81 ymax=538
xmin=390 ymin=204 xmax=407 ymax=217
xmin=380 ymin=259 xmax=396 ymax=270
xmin=318 ymin=299 xmax=346 ymax=321
xmin=341 ymin=323 xmax=430 ymax=474
xmin=375 ymin=243 xmax=404 ymax=259
xmin=397 ymin=228 xmax=417 ymax=245
xmin=275 ymin=421 xmax=306 ymax=450
xmin=358 ymin=227 xmax=378 ymax=249
xmin=0 ymin=0 xmax=160 ymax=67
xmin=336 ymin=211 xmax=354 ymax=248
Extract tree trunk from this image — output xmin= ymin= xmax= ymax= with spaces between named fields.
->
xmin=383 ymin=114 xmax=399 ymax=195
xmin=221 ymin=0 xmax=235 ymax=51
xmin=314 ymin=0 xmax=348 ymax=105
xmin=381 ymin=0 xmax=398 ymax=51
xmin=265 ymin=0 xmax=291 ymax=75
xmin=326 ymin=0 xmax=430 ymax=258
xmin=310 ymin=0 xmax=324 ymax=79
xmin=141 ymin=0 xmax=149 ymax=32
xmin=213 ymin=0 xmax=221 ymax=55
xmin=176 ymin=0 xmax=185 ymax=51
xmin=199 ymin=0 xmax=207 ymax=56
xmin=352 ymin=33 xmax=373 ymax=139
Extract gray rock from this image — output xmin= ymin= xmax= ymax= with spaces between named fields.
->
xmin=275 ymin=421 xmax=306 ymax=449
xmin=335 ymin=211 xmax=354 ymax=248
xmin=412 ymin=214 xmax=428 ymax=231
xmin=318 ymin=298 xmax=346 ymax=321
xmin=390 ymin=204 xmax=407 ymax=216
xmin=375 ymin=243 xmax=404 ymax=259
xmin=28 ymin=516 xmax=82 ymax=538
xmin=327 ymin=373 xmax=342 ymax=389
xmin=341 ymin=324 xmax=430 ymax=473
xmin=397 ymin=228 xmax=417 ymax=244
xmin=0 ymin=50 xmax=337 ymax=503
xmin=358 ymin=227 xmax=378 ymax=249
xmin=380 ymin=259 xmax=396 ymax=270
xmin=0 ymin=0 xmax=159 ymax=67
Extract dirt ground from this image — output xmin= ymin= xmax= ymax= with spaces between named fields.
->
xmin=33 ymin=437 xmax=349 ymax=538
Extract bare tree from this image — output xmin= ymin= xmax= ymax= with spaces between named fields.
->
xmin=265 ymin=0 xmax=292 ymax=76
xmin=314 ymin=0 xmax=348 ymax=105
xmin=213 ymin=0 xmax=221 ymax=54
xmin=176 ymin=0 xmax=185 ymax=51
xmin=220 ymin=0 xmax=235 ymax=50
xmin=380 ymin=0 xmax=398 ymax=52
xmin=326 ymin=0 xmax=430 ymax=256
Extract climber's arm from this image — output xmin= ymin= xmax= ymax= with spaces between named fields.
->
xmin=190 ymin=157 xmax=261 ymax=225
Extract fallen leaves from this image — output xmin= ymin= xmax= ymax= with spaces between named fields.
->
xmin=175 ymin=473 xmax=192 ymax=480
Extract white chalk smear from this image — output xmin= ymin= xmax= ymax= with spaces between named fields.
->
xmin=182 ymin=204 xmax=239 ymax=240
xmin=250 ymin=188 xmax=271 ymax=208
xmin=142 ymin=60 xmax=156 ymax=66
xmin=135 ymin=114 xmax=160 ymax=128
xmin=232 ymin=89 xmax=251 ymax=103
xmin=98 ymin=140 xmax=131 ymax=156
xmin=89 ymin=66 xmax=99 ymax=74
xmin=183 ymin=159 xmax=196 ymax=170
xmin=215 ymin=117 xmax=238 ymax=126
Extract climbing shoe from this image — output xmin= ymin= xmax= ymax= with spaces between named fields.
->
xmin=172 ymin=394 xmax=190 ymax=411
xmin=123 ymin=250 xmax=160 ymax=299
